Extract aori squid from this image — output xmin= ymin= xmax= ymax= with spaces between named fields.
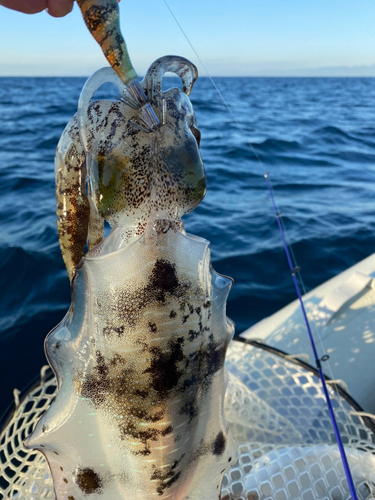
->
xmin=25 ymin=1 xmax=237 ymax=499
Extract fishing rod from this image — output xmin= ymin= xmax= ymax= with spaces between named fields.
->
xmin=161 ymin=1 xmax=362 ymax=496
xmin=264 ymin=172 xmax=358 ymax=500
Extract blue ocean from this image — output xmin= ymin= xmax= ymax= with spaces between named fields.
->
xmin=1 ymin=76 xmax=375 ymax=407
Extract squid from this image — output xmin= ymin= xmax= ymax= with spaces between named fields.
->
xmin=25 ymin=1 xmax=237 ymax=498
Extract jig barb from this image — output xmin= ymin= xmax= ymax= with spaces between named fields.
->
xmin=76 ymin=0 xmax=137 ymax=84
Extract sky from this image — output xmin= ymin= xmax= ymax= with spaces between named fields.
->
xmin=1 ymin=0 xmax=375 ymax=77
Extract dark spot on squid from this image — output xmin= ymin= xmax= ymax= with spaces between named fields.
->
xmin=103 ymin=325 xmax=124 ymax=337
xmin=149 ymin=322 xmax=157 ymax=333
xmin=63 ymin=478 xmax=68 ymax=483
xmin=145 ymin=337 xmax=185 ymax=396
xmin=212 ymin=431 xmax=226 ymax=456
xmin=169 ymin=310 xmax=177 ymax=319
xmin=188 ymin=329 xmax=200 ymax=341
xmin=161 ymin=425 xmax=173 ymax=436
xmin=75 ymin=467 xmax=102 ymax=495
xmin=149 ymin=259 xmax=179 ymax=300
xmin=133 ymin=388 xmax=149 ymax=399
xmin=150 ymin=454 xmax=185 ymax=496
xmin=133 ymin=447 xmax=151 ymax=456
xmin=180 ymin=334 xmax=227 ymax=419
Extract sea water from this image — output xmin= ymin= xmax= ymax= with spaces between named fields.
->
xmin=1 ymin=76 xmax=375 ymax=405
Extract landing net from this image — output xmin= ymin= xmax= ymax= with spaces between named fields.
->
xmin=1 ymin=339 xmax=375 ymax=500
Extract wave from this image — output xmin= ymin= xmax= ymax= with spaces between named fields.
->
xmin=251 ymin=137 xmax=301 ymax=153
xmin=0 ymin=176 xmax=46 ymax=192
xmin=0 ymin=245 xmax=70 ymax=335
xmin=35 ymin=137 xmax=60 ymax=150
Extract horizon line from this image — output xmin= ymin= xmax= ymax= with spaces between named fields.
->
xmin=2 ymin=74 xmax=375 ymax=78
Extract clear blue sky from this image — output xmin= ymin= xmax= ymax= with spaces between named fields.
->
xmin=1 ymin=0 xmax=375 ymax=76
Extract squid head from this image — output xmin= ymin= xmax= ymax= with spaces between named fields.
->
xmin=55 ymin=55 xmax=205 ymax=282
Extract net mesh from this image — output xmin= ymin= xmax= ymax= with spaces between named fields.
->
xmin=1 ymin=340 xmax=375 ymax=499
xmin=0 ymin=367 xmax=55 ymax=500
xmin=222 ymin=340 xmax=375 ymax=500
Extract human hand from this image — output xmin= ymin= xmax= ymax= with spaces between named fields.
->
xmin=0 ymin=0 xmax=74 ymax=17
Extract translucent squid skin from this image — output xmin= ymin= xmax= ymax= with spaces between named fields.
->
xmin=25 ymin=56 xmax=238 ymax=499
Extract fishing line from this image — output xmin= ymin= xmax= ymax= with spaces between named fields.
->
xmin=162 ymin=0 xmax=263 ymax=166
xmin=161 ymin=0 xmax=362 ymax=496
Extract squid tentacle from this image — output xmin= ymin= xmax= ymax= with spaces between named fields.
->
xmin=55 ymin=124 xmax=90 ymax=283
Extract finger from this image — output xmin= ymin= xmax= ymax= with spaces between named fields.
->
xmin=46 ymin=0 xmax=73 ymax=17
xmin=0 ymin=0 xmax=47 ymax=14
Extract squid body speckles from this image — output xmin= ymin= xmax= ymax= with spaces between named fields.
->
xmin=25 ymin=55 xmax=237 ymax=499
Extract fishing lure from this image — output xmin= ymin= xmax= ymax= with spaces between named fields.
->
xmin=24 ymin=2 xmax=237 ymax=497
xmin=77 ymin=0 xmax=136 ymax=85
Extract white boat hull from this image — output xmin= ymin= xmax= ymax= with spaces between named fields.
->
xmin=241 ymin=253 xmax=375 ymax=413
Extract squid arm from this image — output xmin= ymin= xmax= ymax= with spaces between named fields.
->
xmin=55 ymin=123 xmax=104 ymax=283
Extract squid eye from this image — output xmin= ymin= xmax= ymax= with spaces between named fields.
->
xmin=190 ymin=124 xmax=201 ymax=148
